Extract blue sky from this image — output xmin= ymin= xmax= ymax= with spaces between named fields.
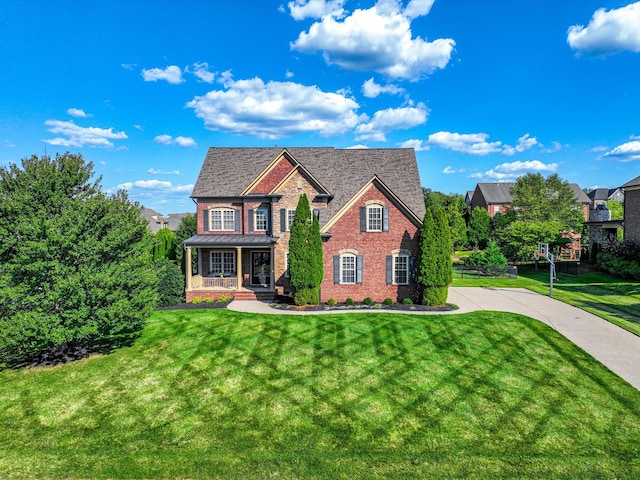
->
xmin=2 ymin=0 xmax=640 ymax=214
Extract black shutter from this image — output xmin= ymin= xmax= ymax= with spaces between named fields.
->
xmin=333 ymin=255 xmax=340 ymax=284
xmin=280 ymin=208 xmax=286 ymax=232
xmin=383 ymin=206 xmax=390 ymax=232
xmin=203 ymin=209 xmax=209 ymax=231
xmin=356 ymin=255 xmax=363 ymax=284
xmin=386 ymin=255 xmax=393 ymax=284
xmin=234 ymin=209 xmax=240 ymax=231
xmin=266 ymin=209 xmax=272 ymax=234
xmin=248 ymin=209 xmax=254 ymax=232
xmin=360 ymin=207 xmax=366 ymax=232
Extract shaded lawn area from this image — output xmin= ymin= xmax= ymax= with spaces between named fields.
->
xmin=453 ymin=270 xmax=640 ymax=337
xmin=1 ymin=309 xmax=640 ymax=479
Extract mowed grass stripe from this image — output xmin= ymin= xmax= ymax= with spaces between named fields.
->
xmin=0 ymin=309 xmax=639 ymax=479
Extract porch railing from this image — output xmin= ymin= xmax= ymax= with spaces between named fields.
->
xmin=201 ymin=276 xmax=238 ymax=289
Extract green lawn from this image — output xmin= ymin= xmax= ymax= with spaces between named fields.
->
xmin=453 ymin=269 xmax=640 ymax=336
xmin=1 ymin=309 xmax=639 ymax=479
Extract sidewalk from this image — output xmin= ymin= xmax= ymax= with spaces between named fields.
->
xmin=229 ymin=287 xmax=640 ymax=390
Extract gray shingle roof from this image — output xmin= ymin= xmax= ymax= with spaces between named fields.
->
xmin=184 ymin=234 xmax=277 ymax=247
xmin=622 ymin=176 xmax=640 ymax=188
xmin=191 ymin=147 xmax=426 ymax=226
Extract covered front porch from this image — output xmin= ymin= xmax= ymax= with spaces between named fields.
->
xmin=184 ymin=234 xmax=278 ymax=301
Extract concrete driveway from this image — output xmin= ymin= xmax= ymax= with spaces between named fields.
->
xmin=229 ymin=287 xmax=640 ymax=390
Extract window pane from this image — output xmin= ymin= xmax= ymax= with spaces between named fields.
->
xmin=211 ymin=209 xmax=235 ymax=231
xmin=367 ymin=206 xmax=382 ymax=231
xmin=341 ymin=255 xmax=356 ymax=284
xmin=211 ymin=211 xmax=222 ymax=230
xmin=255 ymin=209 xmax=267 ymax=230
xmin=394 ymin=255 xmax=408 ymax=284
xmin=222 ymin=210 xmax=235 ymax=230
xmin=287 ymin=209 xmax=295 ymax=230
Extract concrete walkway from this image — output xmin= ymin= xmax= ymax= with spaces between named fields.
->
xmin=229 ymin=287 xmax=640 ymax=390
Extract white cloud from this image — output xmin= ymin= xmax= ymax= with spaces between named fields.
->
xmin=186 ymin=74 xmax=362 ymax=139
xmin=147 ymin=168 xmax=181 ymax=175
xmin=362 ymin=77 xmax=405 ymax=98
xmin=3 ymin=140 xmax=16 ymax=148
xmin=117 ymin=179 xmax=194 ymax=193
xmin=354 ymin=103 xmax=428 ymax=141
xmin=443 ymin=166 xmax=464 ymax=174
xmin=290 ymin=1 xmax=455 ymax=80
xmin=398 ymin=138 xmax=428 ymax=151
xmin=141 ymin=65 xmax=184 ymax=84
xmin=188 ymin=62 xmax=215 ymax=83
xmin=42 ymin=120 xmax=127 ymax=148
xmin=603 ymin=140 xmax=640 ymax=161
xmin=470 ymin=160 xmax=558 ymax=181
xmin=427 ymin=131 xmax=502 ymax=155
xmin=502 ymin=133 xmax=539 ymax=156
xmin=121 ymin=63 xmax=137 ymax=70
xmin=153 ymin=134 xmax=196 ymax=147
xmin=288 ymin=0 xmax=345 ymax=20
xmin=568 ymin=2 xmax=640 ymax=55
xmin=541 ymin=140 xmax=563 ymax=153
xmin=67 ymin=108 xmax=90 ymax=118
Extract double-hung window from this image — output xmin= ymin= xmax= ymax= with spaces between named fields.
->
xmin=210 ymin=251 xmax=236 ymax=276
xmin=210 ymin=209 xmax=235 ymax=231
xmin=287 ymin=209 xmax=296 ymax=230
xmin=367 ymin=205 xmax=383 ymax=231
xmin=394 ymin=255 xmax=409 ymax=285
xmin=255 ymin=209 xmax=268 ymax=231
xmin=341 ymin=255 xmax=356 ymax=284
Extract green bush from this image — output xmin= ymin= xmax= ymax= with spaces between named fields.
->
xmin=327 ymin=298 xmax=337 ymax=305
xmin=294 ymin=287 xmax=319 ymax=307
xmin=402 ymin=297 xmax=414 ymax=305
xmin=383 ymin=298 xmax=393 ymax=305
xmin=155 ymin=258 xmax=185 ymax=307
xmin=363 ymin=297 xmax=373 ymax=305
xmin=190 ymin=296 xmax=202 ymax=304
xmin=217 ymin=295 xmax=231 ymax=303
xmin=345 ymin=298 xmax=355 ymax=306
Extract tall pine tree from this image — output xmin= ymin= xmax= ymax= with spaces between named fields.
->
xmin=288 ymin=193 xmax=323 ymax=305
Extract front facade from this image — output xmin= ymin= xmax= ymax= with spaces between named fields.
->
xmin=184 ymin=147 xmax=425 ymax=303
xmin=622 ymin=176 xmax=640 ymax=243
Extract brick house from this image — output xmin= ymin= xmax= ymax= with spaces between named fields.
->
xmin=622 ymin=176 xmax=640 ymax=243
xmin=184 ymin=147 xmax=425 ymax=303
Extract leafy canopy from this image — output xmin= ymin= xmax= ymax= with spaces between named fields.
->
xmin=0 ymin=153 xmax=157 ymax=367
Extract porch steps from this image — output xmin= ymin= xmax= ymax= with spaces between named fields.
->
xmin=233 ymin=291 xmax=275 ymax=302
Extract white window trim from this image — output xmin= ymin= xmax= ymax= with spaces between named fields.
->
xmin=340 ymin=254 xmax=356 ymax=285
xmin=254 ymin=208 xmax=268 ymax=231
xmin=393 ymin=254 xmax=409 ymax=285
xmin=366 ymin=205 xmax=383 ymax=232
xmin=286 ymin=209 xmax=296 ymax=231
xmin=284 ymin=251 xmax=289 ymax=278
xmin=210 ymin=250 xmax=236 ymax=276
xmin=210 ymin=208 xmax=236 ymax=231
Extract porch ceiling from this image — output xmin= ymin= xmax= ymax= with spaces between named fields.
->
xmin=184 ymin=233 xmax=278 ymax=248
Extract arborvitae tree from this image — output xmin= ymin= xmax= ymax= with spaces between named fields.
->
xmin=288 ymin=193 xmax=323 ymax=305
xmin=0 ymin=153 xmax=157 ymax=368
xmin=152 ymin=227 xmax=176 ymax=262
xmin=417 ymin=209 xmax=448 ymax=306
xmin=173 ymin=214 xmax=197 ymax=274
xmin=434 ymin=207 xmax=453 ymax=287
xmin=155 ymin=258 xmax=185 ymax=307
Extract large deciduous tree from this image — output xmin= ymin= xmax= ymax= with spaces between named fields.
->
xmin=288 ymin=193 xmax=323 ymax=305
xmin=467 ymin=207 xmax=491 ymax=249
xmin=0 ymin=153 xmax=157 ymax=367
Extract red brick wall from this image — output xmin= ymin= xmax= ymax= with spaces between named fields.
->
xmin=319 ymin=183 xmax=420 ymax=303
xmin=246 ymin=155 xmax=295 ymax=194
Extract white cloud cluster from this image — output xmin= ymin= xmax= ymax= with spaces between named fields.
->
xmin=471 ymin=160 xmax=558 ymax=181
xmin=117 ymin=179 xmax=193 ymax=193
xmin=362 ymin=78 xmax=405 ymax=98
xmin=502 ymin=134 xmax=539 ymax=156
xmin=141 ymin=65 xmax=184 ymax=84
xmin=186 ymin=62 xmax=216 ymax=83
xmin=153 ymin=134 xmax=197 ymax=147
xmin=42 ymin=120 xmax=127 ymax=148
xmin=354 ymin=103 xmax=428 ymax=141
xmin=567 ymin=2 xmax=640 ymax=55
xmin=147 ymin=168 xmax=181 ymax=175
xmin=288 ymin=0 xmax=346 ymax=20
xmin=67 ymin=108 xmax=90 ymax=118
xmin=427 ymin=131 xmax=502 ymax=155
xmin=290 ymin=0 xmax=455 ymax=80
xmin=603 ymin=140 xmax=640 ymax=161
xmin=186 ymin=75 xmax=362 ymax=139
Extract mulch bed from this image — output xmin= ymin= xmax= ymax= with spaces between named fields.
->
xmin=269 ymin=302 xmax=456 ymax=312
xmin=157 ymin=301 xmax=232 ymax=310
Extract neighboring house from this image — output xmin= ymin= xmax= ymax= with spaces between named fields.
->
xmin=141 ymin=208 xmax=190 ymax=233
xmin=622 ymin=176 xmax=640 ymax=243
xmin=184 ymin=147 xmax=425 ymax=302
xmin=469 ymin=181 xmax=591 ymax=260
xmin=587 ymin=187 xmax=624 ymax=211
xmin=469 ymin=182 xmax=591 ymax=219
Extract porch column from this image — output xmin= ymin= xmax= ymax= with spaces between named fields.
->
xmin=236 ymin=247 xmax=242 ymax=291
xmin=185 ymin=246 xmax=192 ymax=290
xmin=270 ymin=244 xmax=275 ymax=290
